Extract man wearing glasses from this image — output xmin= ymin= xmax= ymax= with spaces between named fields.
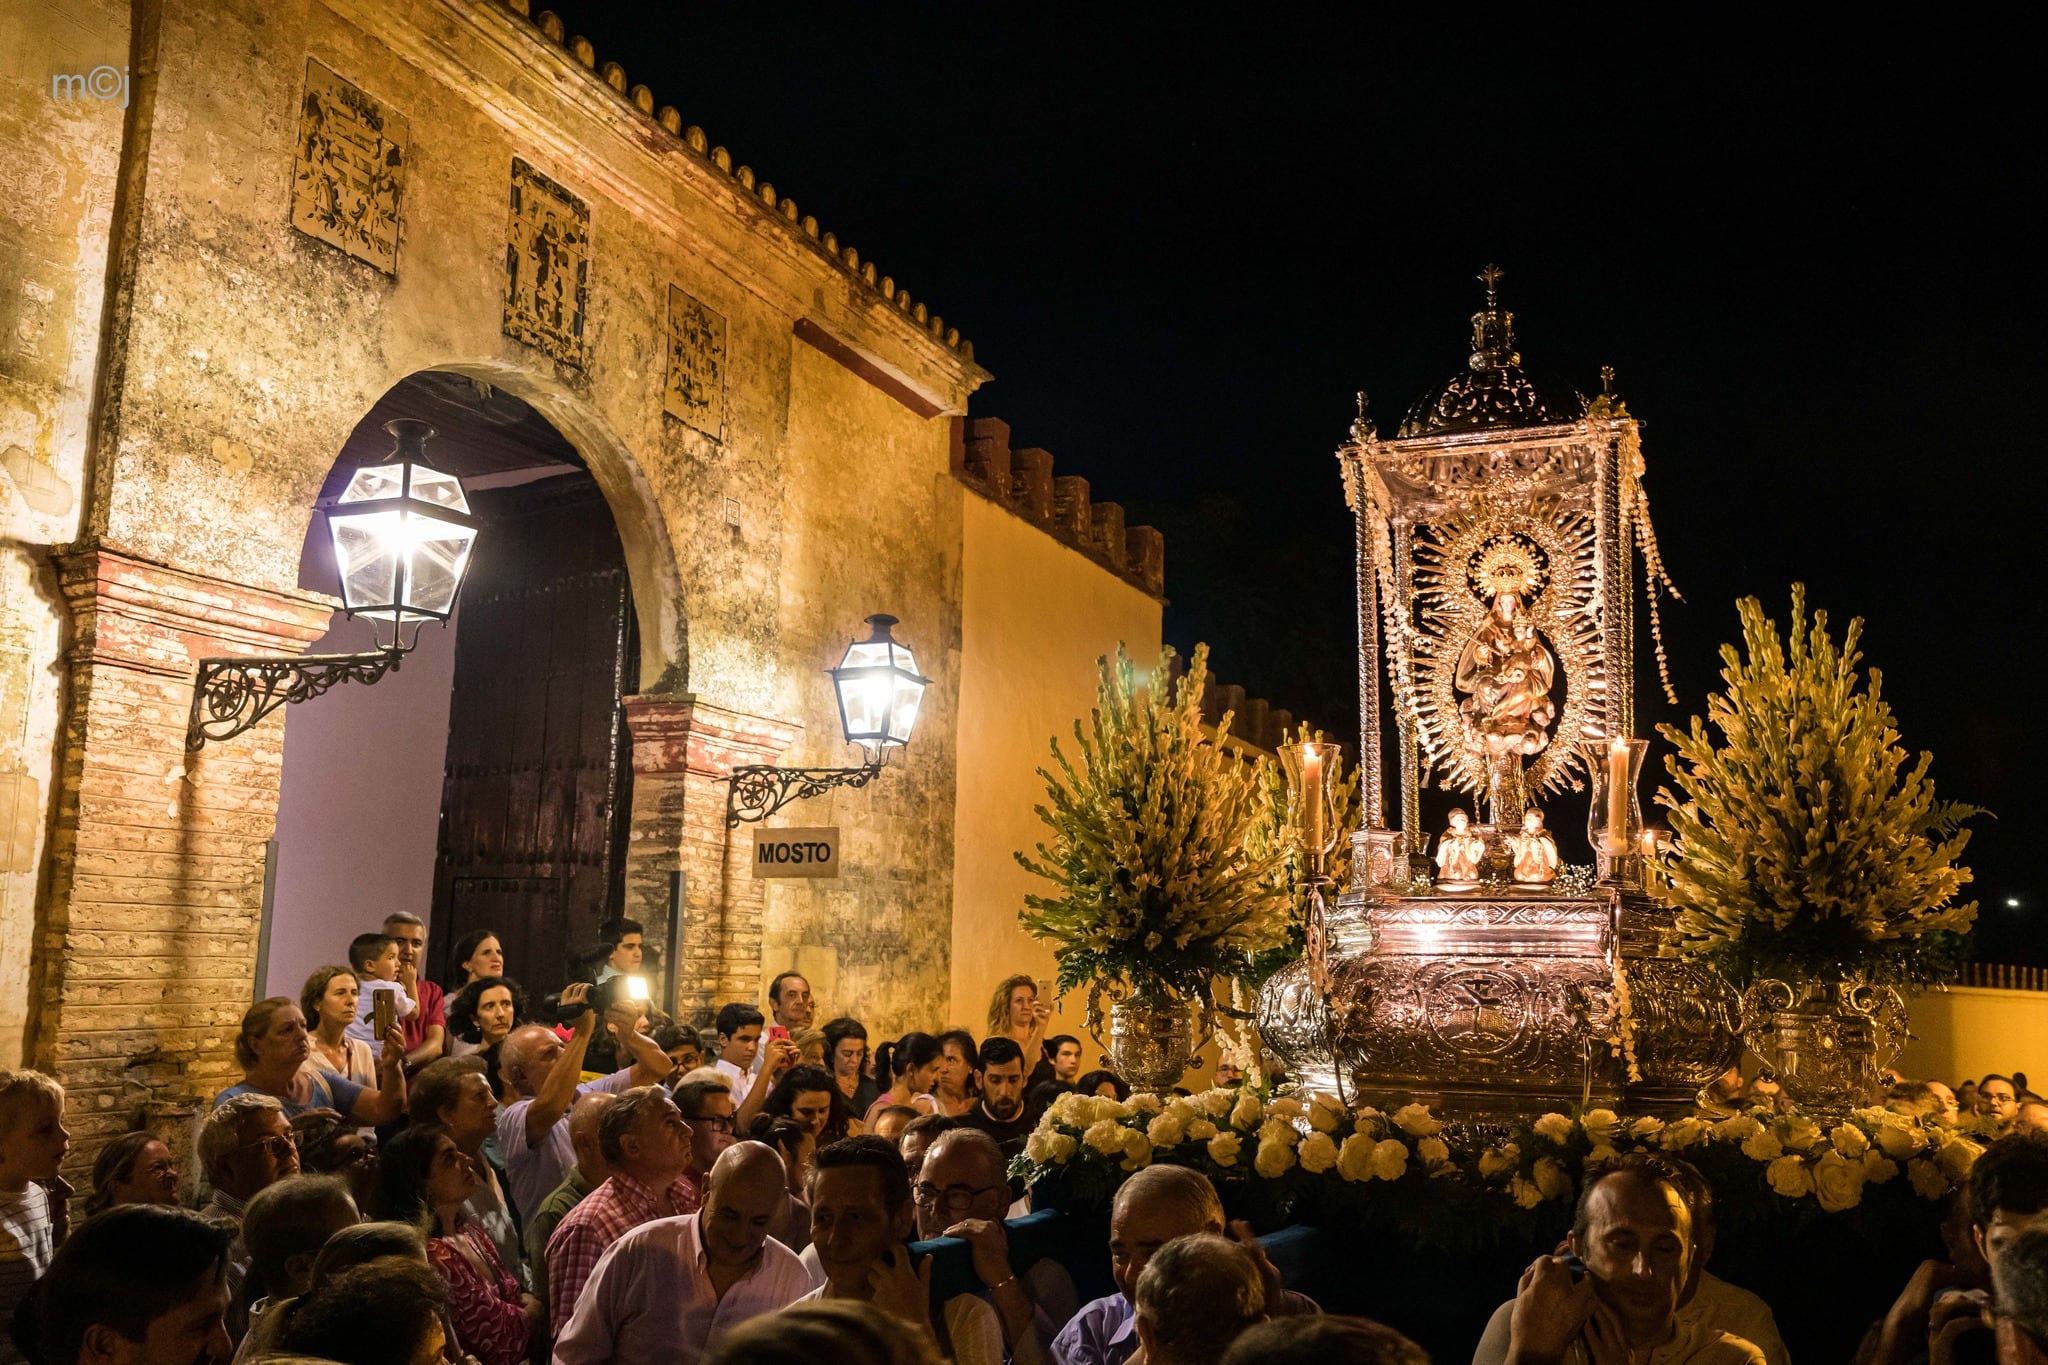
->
xmin=915 ymin=1129 xmax=1078 ymax=1364
xmin=674 ymin=1076 xmax=741 ymax=1210
xmin=193 ymin=1094 xmax=299 ymax=1322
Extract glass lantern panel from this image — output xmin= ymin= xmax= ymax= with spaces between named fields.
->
xmin=339 ymin=463 xmax=406 ymax=504
xmin=405 ymin=465 xmax=470 ymax=513
xmin=886 ymin=673 xmax=926 ymax=745
xmin=327 ymin=509 xmax=400 ymax=614
xmin=836 ymin=669 xmax=889 ymax=740
xmin=396 ymin=512 xmax=477 ymax=618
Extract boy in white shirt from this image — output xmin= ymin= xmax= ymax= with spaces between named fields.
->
xmin=344 ymin=932 xmax=416 ymax=1059
xmin=0 ymin=1068 xmax=70 ymax=1365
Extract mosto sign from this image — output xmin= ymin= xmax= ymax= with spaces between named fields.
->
xmin=751 ymin=827 xmax=840 ymax=878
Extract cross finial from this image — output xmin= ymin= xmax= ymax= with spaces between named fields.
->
xmin=1355 ymin=389 xmax=1369 ymax=418
xmin=1478 ymin=263 xmax=1504 ymax=308
xmin=1600 ymin=365 xmax=1615 ymax=395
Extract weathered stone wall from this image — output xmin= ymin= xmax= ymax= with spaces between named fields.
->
xmin=0 ymin=0 xmax=130 ymax=1067
xmin=9 ymin=0 xmax=984 ymax=1171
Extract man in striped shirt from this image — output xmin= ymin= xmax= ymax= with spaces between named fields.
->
xmin=545 ymin=1086 xmax=701 ymax=1330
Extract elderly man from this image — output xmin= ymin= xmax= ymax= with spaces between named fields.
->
xmin=1474 ymin=1156 xmax=1784 ymax=1365
xmin=802 ymin=1135 xmax=1004 ymax=1364
xmin=552 ymin=1142 xmax=811 ymax=1363
xmin=1133 ymin=1235 xmax=1270 ymax=1365
xmin=916 ymin=1128 xmax=1077 ymax=1362
xmin=193 ymin=1092 xmax=299 ymax=1322
xmin=497 ymin=983 xmax=670 ymax=1223
xmin=1502 ymin=1156 xmax=1765 ymax=1364
xmin=546 ymin=1085 xmax=701 ymax=1329
xmin=1052 ymin=1164 xmax=1308 ymax=1365
xmin=528 ymin=1091 xmax=615 ymax=1319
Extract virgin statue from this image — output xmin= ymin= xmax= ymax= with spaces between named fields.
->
xmin=1455 ymin=587 xmax=1557 ymax=822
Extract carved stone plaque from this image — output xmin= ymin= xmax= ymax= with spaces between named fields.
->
xmin=503 ymin=158 xmax=590 ymax=366
xmin=664 ymin=285 xmax=727 ymax=438
xmin=290 ymin=59 xmax=407 ymax=274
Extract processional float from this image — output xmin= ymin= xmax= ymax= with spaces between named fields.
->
xmin=1257 ymin=268 xmax=1740 ymax=1116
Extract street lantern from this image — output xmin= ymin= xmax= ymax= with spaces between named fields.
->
xmin=829 ymin=614 xmax=930 ymax=751
xmin=326 ymin=419 xmax=478 ymax=648
xmin=728 ymin=613 xmax=932 ymax=826
xmin=186 ymin=419 xmax=479 ymax=749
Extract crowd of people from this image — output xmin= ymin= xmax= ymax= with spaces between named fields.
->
xmin=1 ymin=909 xmax=2046 ymax=1363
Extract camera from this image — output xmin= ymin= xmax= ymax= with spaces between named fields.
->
xmin=541 ymin=970 xmax=649 ymax=1025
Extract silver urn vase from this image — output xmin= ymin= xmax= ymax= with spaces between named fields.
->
xmin=1741 ymin=978 xmax=1908 ymax=1120
xmin=1108 ymin=984 xmax=1199 ymax=1092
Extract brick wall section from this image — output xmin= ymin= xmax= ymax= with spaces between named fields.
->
xmin=955 ymin=418 xmax=1164 ymax=598
xmin=36 ymin=544 xmax=335 ymax=1174
xmin=620 ymin=694 xmax=799 ymax=1026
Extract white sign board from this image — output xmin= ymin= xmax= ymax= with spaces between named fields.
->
xmin=751 ymin=827 xmax=840 ymax=878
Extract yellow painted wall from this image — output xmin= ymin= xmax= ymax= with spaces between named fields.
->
xmin=948 ymin=491 xmax=1163 ymax=1044
xmin=1897 ymin=988 xmax=2048 ymax=1089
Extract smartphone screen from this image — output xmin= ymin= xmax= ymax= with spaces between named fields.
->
xmin=373 ymin=988 xmax=396 ymax=1038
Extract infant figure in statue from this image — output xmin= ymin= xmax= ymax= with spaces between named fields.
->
xmin=1434 ymin=807 xmax=1487 ymax=891
xmin=1509 ymin=807 xmax=1559 ymax=886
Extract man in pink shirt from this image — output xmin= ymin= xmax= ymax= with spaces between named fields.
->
xmin=384 ymin=913 xmax=446 ymax=1072
xmin=551 ymin=1142 xmax=809 ymax=1363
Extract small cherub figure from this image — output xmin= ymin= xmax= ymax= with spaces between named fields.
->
xmin=1435 ymin=807 xmax=1486 ymax=890
xmin=1510 ymin=807 xmax=1560 ymax=886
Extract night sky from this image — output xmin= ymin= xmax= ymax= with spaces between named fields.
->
xmin=559 ymin=7 xmax=2043 ymax=958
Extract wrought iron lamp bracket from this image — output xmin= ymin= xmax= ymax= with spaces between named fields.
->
xmin=186 ymin=645 xmax=410 ymax=751
xmin=726 ymin=751 xmax=887 ymax=828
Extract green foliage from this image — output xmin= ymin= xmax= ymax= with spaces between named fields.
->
xmin=1652 ymin=586 xmax=1983 ymax=987
xmin=1016 ymin=644 xmax=1291 ymax=1004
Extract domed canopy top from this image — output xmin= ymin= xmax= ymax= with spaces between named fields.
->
xmin=1397 ymin=266 xmax=1587 ymax=439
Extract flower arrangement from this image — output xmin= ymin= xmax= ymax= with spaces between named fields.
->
xmin=1017 ymin=644 xmax=1291 ymax=1004
xmin=1014 ymin=1086 xmax=1987 ymax=1249
xmin=1650 ymin=586 xmax=1982 ymax=987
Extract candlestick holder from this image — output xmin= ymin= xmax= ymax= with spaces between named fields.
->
xmin=1581 ymin=737 xmax=1648 ymax=886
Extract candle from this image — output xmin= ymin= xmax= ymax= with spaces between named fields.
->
xmin=1639 ymin=827 xmax=1658 ymax=859
xmin=1300 ymin=744 xmax=1326 ymax=861
xmin=1606 ymin=736 xmax=1630 ymax=855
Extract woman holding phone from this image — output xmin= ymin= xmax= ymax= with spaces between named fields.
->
xmin=987 ymin=973 xmax=1058 ymax=1089
xmin=301 ymin=966 xmax=377 ymax=1089
xmin=213 ymin=997 xmax=408 ymax=1124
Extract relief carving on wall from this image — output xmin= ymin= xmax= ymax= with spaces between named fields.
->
xmin=503 ymin=158 xmax=590 ymax=367
xmin=289 ymin=59 xmax=407 ymax=274
xmin=663 ymin=285 xmax=727 ymax=439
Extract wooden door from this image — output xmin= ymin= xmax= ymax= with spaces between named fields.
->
xmin=430 ymin=474 xmax=637 ymax=998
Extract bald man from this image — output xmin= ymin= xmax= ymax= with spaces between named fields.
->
xmin=527 ymin=1091 xmax=616 ymax=1323
xmin=552 ymin=1141 xmax=813 ymax=1363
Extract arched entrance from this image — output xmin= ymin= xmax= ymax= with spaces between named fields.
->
xmin=267 ymin=371 xmax=643 ymax=1003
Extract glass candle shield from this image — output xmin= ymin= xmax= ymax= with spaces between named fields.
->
xmin=1580 ymin=736 xmax=1648 ymax=861
xmin=1281 ymin=740 xmax=1343 ymax=879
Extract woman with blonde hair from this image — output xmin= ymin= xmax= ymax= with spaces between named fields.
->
xmin=212 ymin=996 xmax=407 ymax=1124
xmin=987 ymin=974 xmax=1055 ymax=1088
